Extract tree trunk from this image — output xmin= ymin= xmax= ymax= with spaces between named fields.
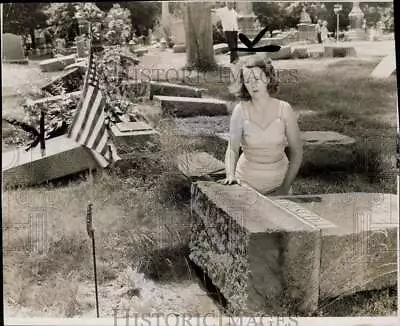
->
xmin=184 ymin=2 xmax=216 ymax=71
xmin=30 ymin=28 xmax=36 ymax=49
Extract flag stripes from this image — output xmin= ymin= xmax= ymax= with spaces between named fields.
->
xmin=67 ymin=46 xmax=113 ymax=168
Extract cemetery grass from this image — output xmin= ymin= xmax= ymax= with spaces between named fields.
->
xmin=3 ymin=59 xmax=397 ymax=317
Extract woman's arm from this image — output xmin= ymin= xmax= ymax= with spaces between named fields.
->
xmin=281 ymin=102 xmax=303 ymax=192
xmin=219 ymin=104 xmax=243 ymax=184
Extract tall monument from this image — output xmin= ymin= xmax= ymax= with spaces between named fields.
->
xmin=235 ymin=1 xmax=259 ymax=39
xmin=348 ymin=1 xmax=366 ymax=40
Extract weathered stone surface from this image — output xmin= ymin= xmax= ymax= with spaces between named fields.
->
xmin=370 ymin=54 xmax=396 ymax=79
xmin=2 ymin=136 xmax=100 ymax=188
xmin=190 ymin=181 xmax=320 ymax=315
xmin=149 ymin=81 xmax=205 ymax=100
xmin=216 ymin=131 xmax=355 ymax=147
xmin=266 ymin=46 xmax=292 ymax=60
xmin=291 ymin=47 xmax=309 ymax=59
xmin=39 ymin=54 xmax=76 ymax=72
xmin=154 ymin=95 xmax=228 ymax=118
xmin=173 ymin=44 xmax=186 ymax=53
xmin=25 ymin=91 xmax=82 ymax=110
xmin=176 ymin=151 xmax=225 ymax=179
xmin=40 ymin=68 xmax=84 ymax=95
xmin=110 ymin=121 xmax=159 ymax=148
xmin=324 ymin=45 xmax=357 ymax=58
xmin=3 ymin=33 xmax=28 ymax=64
xmin=309 ymin=50 xmax=324 ymax=59
xmin=133 ymin=47 xmax=148 ymax=57
xmin=272 ymin=193 xmax=398 ymax=299
xmin=214 ymin=43 xmax=229 ymax=55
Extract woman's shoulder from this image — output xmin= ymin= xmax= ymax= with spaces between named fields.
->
xmin=276 ymin=99 xmax=296 ymax=119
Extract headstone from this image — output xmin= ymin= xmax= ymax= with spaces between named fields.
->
xmin=55 ymin=38 xmax=66 ymax=53
xmin=39 ymin=54 xmax=76 ymax=72
xmin=2 ymin=136 xmax=101 ymax=188
xmin=236 ymin=1 xmax=259 ymax=39
xmin=149 ymin=81 xmax=205 ymax=100
xmin=171 ymin=18 xmax=186 ymax=51
xmin=370 ymin=55 xmax=396 ymax=79
xmin=348 ymin=1 xmax=366 ymax=41
xmin=110 ymin=121 xmax=159 ymax=148
xmin=299 ymin=7 xmax=312 ymax=24
xmin=297 ymin=23 xmax=317 ymax=43
xmin=154 ymin=95 xmax=228 ymax=118
xmin=2 ymin=33 xmax=28 ymax=64
xmin=76 ymin=36 xmax=87 ymax=58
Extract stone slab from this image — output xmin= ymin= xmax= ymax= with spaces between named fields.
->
xmin=265 ymin=45 xmax=292 ymax=60
xmin=2 ymin=136 xmax=100 ymax=188
xmin=173 ymin=44 xmax=186 ymax=53
xmin=216 ymin=131 xmax=355 ymax=147
xmin=190 ymin=181 xmax=320 ymax=314
xmin=176 ymin=151 xmax=225 ymax=179
xmin=370 ymin=55 xmax=396 ymax=79
xmin=133 ymin=47 xmax=148 ymax=57
xmin=272 ymin=193 xmax=398 ymax=299
xmin=40 ymin=68 xmax=83 ymax=95
xmin=39 ymin=54 xmax=76 ymax=72
xmin=291 ymin=47 xmax=309 ymax=59
xmin=154 ymin=95 xmax=228 ymax=118
xmin=324 ymin=46 xmax=357 ymax=58
xmin=149 ymin=81 xmax=205 ymax=100
xmin=214 ymin=43 xmax=229 ymax=55
xmin=25 ymin=91 xmax=82 ymax=109
xmin=110 ymin=121 xmax=159 ymax=147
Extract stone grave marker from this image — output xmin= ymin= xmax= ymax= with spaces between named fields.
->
xmin=39 ymin=54 xmax=76 ymax=72
xmin=110 ymin=121 xmax=159 ymax=147
xmin=154 ymin=96 xmax=228 ymax=118
xmin=324 ymin=45 xmax=357 ymax=58
xmin=149 ymin=81 xmax=206 ymax=100
xmin=370 ymin=55 xmax=396 ymax=79
xmin=2 ymin=136 xmax=101 ymax=188
xmin=3 ymin=33 xmax=28 ymax=64
xmin=187 ymin=156 xmax=398 ymax=315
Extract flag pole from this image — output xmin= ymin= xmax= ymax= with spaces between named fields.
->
xmin=39 ymin=110 xmax=46 ymax=157
xmin=86 ymin=22 xmax=99 ymax=318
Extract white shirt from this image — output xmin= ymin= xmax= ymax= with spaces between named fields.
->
xmin=215 ymin=7 xmax=239 ymax=32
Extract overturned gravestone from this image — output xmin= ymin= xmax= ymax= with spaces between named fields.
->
xmin=149 ymin=81 xmax=206 ymax=100
xmin=272 ymin=193 xmax=398 ymax=299
xmin=154 ymin=96 xmax=228 ymax=118
xmin=39 ymin=54 xmax=76 ymax=72
xmin=2 ymin=136 xmax=101 ymax=188
xmin=370 ymin=55 xmax=396 ymax=79
xmin=3 ymin=33 xmax=28 ymax=64
xmin=324 ymin=45 xmax=356 ymax=58
xmin=190 ymin=181 xmax=321 ymax=315
xmin=266 ymin=45 xmax=292 ymax=60
xmin=189 ymin=179 xmax=397 ymax=315
xmin=110 ymin=121 xmax=159 ymax=148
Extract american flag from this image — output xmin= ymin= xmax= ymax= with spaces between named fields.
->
xmin=68 ymin=44 xmax=114 ymax=168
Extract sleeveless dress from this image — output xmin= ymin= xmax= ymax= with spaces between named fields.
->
xmin=232 ymin=100 xmax=289 ymax=194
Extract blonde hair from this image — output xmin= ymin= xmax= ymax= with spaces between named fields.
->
xmin=229 ymin=55 xmax=280 ymax=100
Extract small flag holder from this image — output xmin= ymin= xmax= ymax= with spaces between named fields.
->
xmin=86 ymin=201 xmax=99 ymax=318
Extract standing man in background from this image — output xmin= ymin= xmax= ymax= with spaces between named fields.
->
xmin=214 ymin=1 xmax=239 ymax=63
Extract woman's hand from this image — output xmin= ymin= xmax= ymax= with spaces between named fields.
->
xmin=217 ymin=175 xmax=240 ymax=185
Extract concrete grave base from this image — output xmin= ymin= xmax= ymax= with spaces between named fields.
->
xmin=39 ymin=54 xmax=76 ymax=72
xmin=149 ymin=81 xmax=206 ymax=100
xmin=110 ymin=121 xmax=159 ymax=148
xmin=266 ymin=45 xmax=292 ymax=60
xmin=2 ymin=136 xmax=100 ymax=188
xmin=292 ymin=47 xmax=310 ymax=59
xmin=154 ymin=95 xmax=228 ymax=118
